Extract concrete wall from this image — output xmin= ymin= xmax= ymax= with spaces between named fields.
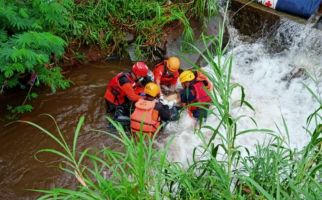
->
xmin=230 ymin=0 xmax=307 ymax=37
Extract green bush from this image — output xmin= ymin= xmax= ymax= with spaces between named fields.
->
xmin=0 ymin=0 xmax=72 ymax=91
xmin=0 ymin=0 xmax=73 ymax=114
xmin=63 ymin=0 xmax=218 ymax=57
xmin=1 ymin=0 xmax=218 ymax=115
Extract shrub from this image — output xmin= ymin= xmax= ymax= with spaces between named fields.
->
xmin=0 ymin=0 xmax=73 ymax=114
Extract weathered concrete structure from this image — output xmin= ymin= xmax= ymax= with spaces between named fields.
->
xmin=230 ymin=0 xmax=307 ymax=37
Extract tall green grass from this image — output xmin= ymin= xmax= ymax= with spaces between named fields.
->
xmin=62 ymin=0 xmax=219 ymax=59
xmin=19 ymin=116 xmax=163 ymax=199
xmin=23 ymin=7 xmax=321 ymax=199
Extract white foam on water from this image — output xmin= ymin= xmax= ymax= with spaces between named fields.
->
xmin=158 ymin=112 xmax=199 ymax=166
xmin=162 ymin=20 xmax=322 ymax=164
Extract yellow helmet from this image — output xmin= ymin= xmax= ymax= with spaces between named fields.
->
xmin=144 ymin=82 xmax=160 ymax=97
xmin=179 ymin=70 xmax=195 ymax=83
xmin=167 ymin=56 xmax=180 ymax=72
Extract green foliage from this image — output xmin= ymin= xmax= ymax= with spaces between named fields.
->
xmin=1 ymin=0 xmax=218 ymax=116
xmin=7 ymin=104 xmax=33 ymax=114
xmin=31 ymin=0 xmax=73 ymax=29
xmin=28 ymin=92 xmax=38 ymax=99
xmin=0 ymin=29 xmax=8 ymax=43
xmin=192 ymin=0 xmax=219 ymax=25
xmin=0 ymin=0 xmax=73 ymax=32
xmin=30 ymin=109 xmax=321 ymax=199
xmin=0 ymin=0 xmax=73 ymax=114
xmin=23 ymin=115 xmax=173 ymax=199
xmin=239 ymin=124 xmax=322 ymax=199
xmin=62 ymin=0 xmax=218 ymax=58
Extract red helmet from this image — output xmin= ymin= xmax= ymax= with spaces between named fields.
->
xmin=132 ymin=62 xmax=148 ymax=77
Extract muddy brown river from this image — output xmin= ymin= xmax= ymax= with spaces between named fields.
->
xmin=0 ymin=61 xmax=132 ymax=199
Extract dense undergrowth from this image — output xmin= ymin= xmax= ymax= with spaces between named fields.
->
xmin=23 ymin=15 xmax=322 ymax=199
xmin=0 ymin=0 xmax=72 ymax=114
xmin=65 ymin=0 xmax=218 ymax=58
xmin=0 ymin=0 xmax=218 ymax=115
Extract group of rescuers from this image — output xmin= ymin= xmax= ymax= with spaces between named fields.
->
xmin=104 ymin=56 xmax=213 ymax=137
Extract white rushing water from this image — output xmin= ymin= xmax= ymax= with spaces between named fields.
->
xmin=161 ymin=19 xmax=322 ymax=165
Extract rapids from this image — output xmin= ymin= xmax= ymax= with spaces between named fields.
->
xmin=162 ymin=19 xmax=322 ymax=164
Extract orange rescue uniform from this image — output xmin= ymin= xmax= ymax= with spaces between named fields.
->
xmin=153 ymin=62 xmax=179 ymax=87
xmin=130 ymin=99 xmax=160 ymax=137
xmin=104 ymin=72 xmax=142 ymax=105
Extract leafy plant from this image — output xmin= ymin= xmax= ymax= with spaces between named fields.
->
xmin=1 ymin=0 xmax=219 ymax=116
xmin=0 ymin=0 xmax=73 ymax=115
xmin=7 ymin=104 xmax=33 ymax=114
xmin=63 ymin=0 xmax=219 ymax=59
xmin=18 ymin=115 xmax=173 ymax=199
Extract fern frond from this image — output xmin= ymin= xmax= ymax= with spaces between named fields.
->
xmin=13 ymin=32 xmax=66 ymax=56
xmin=0 ymin=0 xmax=70 ymax=95
xmin=6 ymin=75 xmax=19 ymax=88
xmin=0 ymin=29 xmax=8 ymax=43
xmin=0 ymin=2 xmax=36 ymax=31
xmin=0 ymin=46 xmax=48 ymax=65
xmin=35 ymin=66 xmax=71 ymax=93
xmin=32 ymin=0 xmax=74 ymax=28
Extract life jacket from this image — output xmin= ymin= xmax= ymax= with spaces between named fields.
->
xmin=188 ymin=80 xmax=212 ymax=112
xmin=195 ymin=71 xmax=213 ymax=91
xmin=130 ymin=99 xmax=160 ymax=137
xmin=134 ymin=86 xmax=144 ymax=96
xmin=104 ymin=72 xmax=135 ymax=105
xmin=154 ymin=62 xmax=179 ymax=86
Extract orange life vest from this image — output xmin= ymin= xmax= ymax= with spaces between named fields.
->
xmin=189 ymin=81 xmax=212 ymax=112
xmin=153 ymin=62 xmax=179 ymax=86
xmin=134 ymin=85 xmax=144 ymax=95
xmin=130 ymin=99 xmax=160 ymax=137
xmin=196 ymin=71 xmax=213 ymax=91
xmin=104 ymin=72 xmax=135 ymax=105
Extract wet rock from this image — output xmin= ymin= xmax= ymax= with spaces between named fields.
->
xmin=315 ymin=17 xmax=322 ymax=29
xmin=165 ymin=16 xmax=224 ymax=69
xmin=264 ymin=24 xmax=297 ymax=53
xmin=281 ymin=66 xmax=305 ymax=87
xmin=105 ymin=53 xmax=121 ymax=61
xmin=229 ymin=0 xmax=308 ymax=38
xmin=124 ymin=32 xmax=135 ymax=43
xmin=123 ymin=15 xmax=225 ymax=66
xmin=282 ymin=67 xmax=305 ymax=81
xmin=229 ymin=0 xmax=281 ymax=38
xmin=124 ymin=43 xmax=138 ymax=61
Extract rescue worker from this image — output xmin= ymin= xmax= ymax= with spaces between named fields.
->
xmin=133 ymin=69 xmax=154 ymax=95
xmin=178 ymin=70 xmax=212 ymax=120
xmin=104 ymin=62 xmax=149 ymax=124
xmin=130 ymin=82 xmax=179 ymax=137
xmin=153 ymin=56 xmax=181 ymax=94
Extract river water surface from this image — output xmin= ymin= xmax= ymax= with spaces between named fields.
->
xmin=0 ymin=61 xmax=132 ymax=199
xmin=160 ymin=19 xmax=322 ymax=165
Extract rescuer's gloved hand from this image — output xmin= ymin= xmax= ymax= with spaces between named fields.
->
xmin=159 ymin=95 xmax=175 ymax=109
